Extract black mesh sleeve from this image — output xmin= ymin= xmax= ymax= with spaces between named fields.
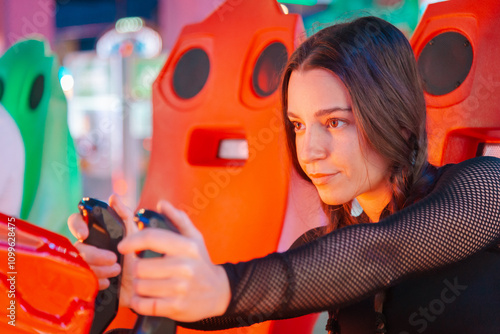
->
xmin=180 ymin=156 xmax=500 ymax=330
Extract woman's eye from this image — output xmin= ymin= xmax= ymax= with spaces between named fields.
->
xmin=292 ymin=121 xmax=303 ymax=131
xmin=327 ymin=119 xmax=345 ymax=128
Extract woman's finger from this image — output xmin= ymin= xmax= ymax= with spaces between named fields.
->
xmin=118 ymin=229 xmax=198 ymax=258
xmin=74 ymin=242 xmax=117 ymax=266
xmin=130 ymin=296 xmax=189 ymax=320
xmin=130 ymin=295 xmax=218 ymax=322
xmin=157 ymin=200 xmax=203 ymax=240
xmin=68 ymin=213 xmax=89 ymax=241
xmin=109 ymin=194 xmax=138 ymax=235
xmin=130 ymin=296 xmax=163 ymax=317
xmin=90 ymin=263 xmax=121 ymax=280
xmin=133 ymin=277 xmax=189 ymax=298
xmin=98 ymin=278 xmax=110 ymax=290
xmin=133 ymin=256 xmax=194 ymax=279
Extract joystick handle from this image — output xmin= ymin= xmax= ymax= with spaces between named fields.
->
xmin=131 ymin=209 xmax=178 ymax=334
xmin=78 ymin=197 xmax=126 ymax=334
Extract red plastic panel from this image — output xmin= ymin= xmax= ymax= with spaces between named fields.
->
xmin=411 ymin=0 xmax=500 ymax=165
xmin=143 ymin=0 xmax=296 ymax=270
xmin=0 ymin=213 xmax=97 ymax=333
xmin=187 ymin=128 xmax=247 ymax=167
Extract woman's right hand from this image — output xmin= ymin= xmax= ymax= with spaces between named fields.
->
xmin=67 ymin=194 xmax=138 ymax=308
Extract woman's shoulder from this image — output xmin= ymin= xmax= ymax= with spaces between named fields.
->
xmin=450 ymin=155 xmax=500 ymax=167
xmin=416 ymin=156 xmax=500 ymax=200
xmin=423 ymin=156 xmax=500 ymax=199
xmin=289 ymin=226 xmax=329 ymax=250
xmin=436 ymin=156 xmax=500 ymax=180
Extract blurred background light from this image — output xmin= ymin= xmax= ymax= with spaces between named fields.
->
xmin=115 ymin=17 xmax=144 ymax=33
xmin=60 ymin=74 xmax=75 ymax=92
xmin=280 ymin=4 xmax=290 ymax=14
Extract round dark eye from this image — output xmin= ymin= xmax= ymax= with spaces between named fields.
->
xmin=0 ymin=78 xmax=4 ymax=101
xmin=173 ymin=48 xmax=210 ymax=99
xmin=417 ymin=31 xmax=473 ymax=96
xmin=252 ymin=42 xmax=288 ymax=97
xmin=29 ymin=74 xmax=45 ymax=110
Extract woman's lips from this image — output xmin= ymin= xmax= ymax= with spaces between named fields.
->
xmin=308 ymin=172 xmax=339 ymax=185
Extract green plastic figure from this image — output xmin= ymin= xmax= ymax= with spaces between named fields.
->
xmin=0 ymin=104 xmax=24 ymax=217
xmin=0 ymin=37 xmax=81 ymax=239
xmin=303 ymin=0 xmax=420 ymax=38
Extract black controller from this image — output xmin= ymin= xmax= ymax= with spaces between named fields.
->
xmin=78 ymin=197 xmax=126 ymax=334
xmin=131 ymin=209 xmax=178 ymax=334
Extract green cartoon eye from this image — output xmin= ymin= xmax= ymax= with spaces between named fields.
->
xmin=0 ymin=78 xmax=4 ymax=101
xmin=29 ymin=74 xmax=44 ymax=110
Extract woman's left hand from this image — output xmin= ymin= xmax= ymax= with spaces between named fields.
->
xmin=117 ymin=200 xmax=231 ymax=322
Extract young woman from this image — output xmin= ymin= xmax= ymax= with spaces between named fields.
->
xmin=69 ymin=16 xmax=500 ymax=333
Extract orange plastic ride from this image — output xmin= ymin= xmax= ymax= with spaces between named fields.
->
xmin=0 ymin=213 xmax=98 ymax=334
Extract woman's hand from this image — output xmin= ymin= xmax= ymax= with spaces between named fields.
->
xmin=67 ymin=194 xmax=138 ymax=308
xmin=117 ymin=200 xmax=231 ymax=322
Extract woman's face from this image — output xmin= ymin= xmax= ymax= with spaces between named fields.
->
xmin=287 ymin=68 xmax=392 ymax=206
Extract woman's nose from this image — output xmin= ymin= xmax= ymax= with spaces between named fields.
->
xmin=298 ymin=126 xmax=328 ymax=164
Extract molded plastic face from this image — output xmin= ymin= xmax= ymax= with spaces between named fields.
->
xmin=138 ymin=1 xmax=319 ymax=333
xmin=0 ymin=38 xmax=81 ymax=239
xmin=0 ymin=213 xmax=97 ymax=333
xmin=142 ymin=0 xmax=298 ymax=265
xmin=411 ymin=0 xmax=500 ymax=165
xmin=0 ymin=39 xmax=53 ymax=219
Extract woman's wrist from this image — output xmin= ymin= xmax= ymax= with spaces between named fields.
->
xmin=214 ymin=264 xmax=232 ymax=316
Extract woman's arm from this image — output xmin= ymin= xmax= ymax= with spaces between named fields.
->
xmin=118 ymin=157 xmax=500 ymax=330
xmin=180 ymin=156 xmax=500 ymax=330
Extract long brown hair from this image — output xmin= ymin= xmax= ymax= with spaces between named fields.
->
xmin=281 ymin=16 xmax=434 ymax=230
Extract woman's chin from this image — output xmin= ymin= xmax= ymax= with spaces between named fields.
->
xmin=317 ymin=190 xmax=352 ymax=206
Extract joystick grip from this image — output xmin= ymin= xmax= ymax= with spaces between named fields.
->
xmin=78 ymin=197 xmax=125 ymax=334
xmin=131 ymin=209 xmax=178 ymax=334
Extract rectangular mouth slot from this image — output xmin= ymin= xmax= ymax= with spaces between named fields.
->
xmin=476 ymin=143 xmax=500 ymax=158
xmin=188 ymin=128 xmax=247 ymax=167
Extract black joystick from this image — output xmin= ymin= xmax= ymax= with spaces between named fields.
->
xmin=78 ymin=197 xmax=126 ymax=334
xmin=131 ymin=209 xmax=178 ymax=334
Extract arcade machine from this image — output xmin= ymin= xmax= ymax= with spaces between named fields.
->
xmin=0 ymin=213 xmax=98 ymax=333
xmin=410 ymin=0 xmax=500 ymax=164
xmin=5 ymin=0 xmax=500 ymax=333
xmin=133 ymin=0 xmax=323 ymax=333
xmin=0 ymin=38 xmax=82 ymax=239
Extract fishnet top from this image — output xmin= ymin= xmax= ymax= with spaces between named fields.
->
xmin=182 ymin=156 xmax=500 ymax=330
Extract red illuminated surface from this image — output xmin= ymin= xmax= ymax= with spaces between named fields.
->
xmin=411 ymin=0 xmax=500 ymax=165
xmin=0 ymin=213 xmax=98 ymax=333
